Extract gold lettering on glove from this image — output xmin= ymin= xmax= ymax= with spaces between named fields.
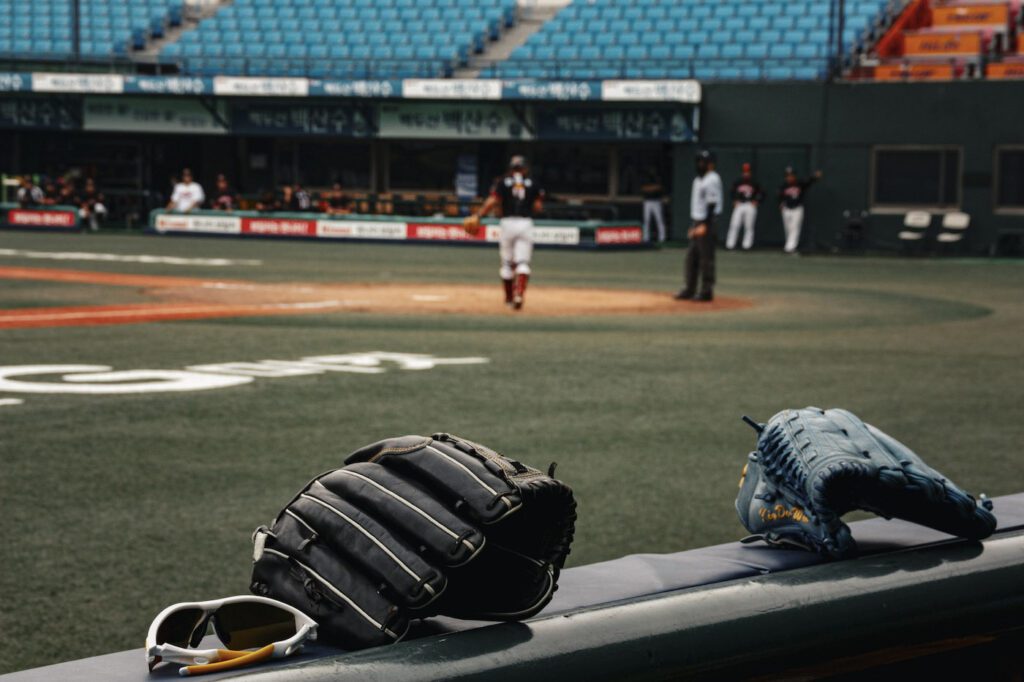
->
xmin=759 ymin=504 xmax=810 ymax=524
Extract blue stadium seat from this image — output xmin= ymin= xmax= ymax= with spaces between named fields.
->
xmin=721 ymin=43 xmax=742 ymax=59
xmin=744 ymin=43 xmax=769 ymax=59
xmin=770 ymin=43 xmax=795 ymax=58
xmin=767 ymin=66 xmax=795 ymax=79
xmin=148 ymin=0 xmax=883 ymax=80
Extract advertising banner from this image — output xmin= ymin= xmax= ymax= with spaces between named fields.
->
xmin=123 ymin=75 xmax=210 ymax=96
xmin=212 ymin=76 xmax=308 ymax=97
xmin=407 ymin=222 xmax=487 ymax=241
xmin=32 ymin=72 xmax=124 ymax=94
xmin=379 ymin=102 xmax=532 ymax=140
xmin=6 ymin=209 xmax=78 ymax=229
xmin=241 ymin=217 xmax=316 ymax=237
xmin=231 ymin=102 xmax=375 ymax=137
xmin=149 ymin=212 xmax=601 ymax=248
xmin=317 ymin=220 xmax=407 ymax=240
xmin=503 ymin=80 xmax=599 ymax=101
xmin=83 ymin=97 xmax=227 ymax=134
xmin=0 ymin=73 xmax=30 ymax=93
xmin=601 ymin=80 xmax=702 ymax=103
xmin=531 ymin=226 xmax=582 ymax=246
xmin=595 ymin=226 xmax=643 ymax=245
xmin=536 ymin=106 xmax=696 ymax=141
xmin=308 ymin=79 xmax=399 ymax=98
xmin=401 ymin=79 xmax=502 ymax=100
xmin=153 ymin=214 xmax=242 ymax=234
xmin=0 ymin=98 xmax=80 ymax=130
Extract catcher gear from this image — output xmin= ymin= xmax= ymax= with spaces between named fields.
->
xmin=736 ymin=407 xmax=996 ymax=558
xmin=250 ymin=433 xmax=576 ymax=649
xmin=462 ymin=213 xmax=481 ymax=236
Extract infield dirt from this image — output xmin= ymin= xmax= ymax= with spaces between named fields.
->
xmin=0 ymin=266 xmax=752 ymax=327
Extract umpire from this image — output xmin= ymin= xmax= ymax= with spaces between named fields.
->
xmin=675 ymin=149 xmax=723 ymax=302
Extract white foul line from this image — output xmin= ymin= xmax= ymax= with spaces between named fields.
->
xmin=0 ymin=248 xmax=261 ymax=267
xmin=0 ymin=301 xmax=352 ymax=323
xmin=0 ymin=398 xmax=24 ymax=407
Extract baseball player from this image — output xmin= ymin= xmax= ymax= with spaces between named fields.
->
xmin=675 ymin=149 xmax=723 ymax=302
xmin=778 ymin=167 xmax=823 ymax=253
xmin=463 ymin=155 xmax=544 ymax=310
xmin=726 ymin=162 xmax=763 ymax=250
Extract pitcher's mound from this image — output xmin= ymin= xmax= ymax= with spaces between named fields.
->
xmin=184 ymin=282 xmax=752 ymax=317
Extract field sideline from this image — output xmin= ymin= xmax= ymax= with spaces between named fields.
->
xmin=1 ymin=230 xmax=1022 ymax=674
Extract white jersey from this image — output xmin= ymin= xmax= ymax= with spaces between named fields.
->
xmin=170 ymin=182 xmax=205 ymax=212
xmin=690 ymin=171 xmax=723 ymax=221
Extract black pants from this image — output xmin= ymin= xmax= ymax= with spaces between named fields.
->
xmin=684 ymin=222 xmax=716 ymax=295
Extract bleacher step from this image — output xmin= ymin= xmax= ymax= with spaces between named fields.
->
xmin=131 ymin=0 xmax=229 ymax=63
xmin=457 ymin=5 xmax=561 ymax=78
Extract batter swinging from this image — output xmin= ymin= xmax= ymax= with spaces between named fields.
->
xmin=465 ymin=155 xmax=545 ymax=311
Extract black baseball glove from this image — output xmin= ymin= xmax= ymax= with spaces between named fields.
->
xmin=736 ymin=407 xmax=996 ymax=558
xmin=250 ymin=433 xmax=576 ymax=649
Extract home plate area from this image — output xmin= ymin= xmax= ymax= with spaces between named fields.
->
xmin=0 ymin=266 xmax=752 ymax=328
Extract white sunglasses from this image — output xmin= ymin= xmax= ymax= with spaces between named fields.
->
xmin=146 ymin=595 xmax=317 ymax=677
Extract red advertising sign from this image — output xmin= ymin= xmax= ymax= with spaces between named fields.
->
xmin=407 ymin=223 xmax=486 ymax=241
xmin=7 ymin=210 xmax=78 ymax=228
xmin=595 ymin=226 xmax=643 ymax=245
xmin=241 ymin=217 xmax=316 ymax=237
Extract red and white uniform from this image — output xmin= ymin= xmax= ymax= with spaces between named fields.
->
xmin=727 ymin=176 xmax=764 ymax=250
xmin=492 ymin=172 xmax=544 ymax=279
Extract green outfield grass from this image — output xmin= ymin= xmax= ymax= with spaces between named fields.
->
xmin=1 ymin=231 xmax=1022 ymax=674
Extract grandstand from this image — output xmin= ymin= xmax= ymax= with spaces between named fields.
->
xmin=0 ymin=0 xmax=184 ymax=59
xmin=484 ymin=0 xmax=888 ymax=80
xmin=2 ymin=0 xmax=1023 ymax=82
xmin=160 ymin=0 xmax=518 ymax=78
xmin=859 ymin=0 xmax=1024 ymax=80
xmin=0 ymin=0 xmax=898 ymax=82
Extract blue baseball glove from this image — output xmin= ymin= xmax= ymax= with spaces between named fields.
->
xmin=736 ymin=407 xmax=997 ymax=558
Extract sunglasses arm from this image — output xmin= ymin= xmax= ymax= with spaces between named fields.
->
xmin=179 ymin=644 xmax=275 ymax=677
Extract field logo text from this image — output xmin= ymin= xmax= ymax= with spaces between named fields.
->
xmin=0 ymin=352 xmax=489 ymax=396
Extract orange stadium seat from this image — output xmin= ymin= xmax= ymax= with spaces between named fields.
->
xmin=931 ymin=3 xmax=1010 ymax=30
xmin=903 ymin=31 xmax=983 ymax=57
xmin=987 ymin=61 xmax=1024 ymax=78
xmin=874 ymin=62 xmax=957 ymax=80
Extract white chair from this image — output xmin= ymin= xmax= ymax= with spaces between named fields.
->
xmin=937 ymin=211 xmax=970 ymax=244
xmin=898 ymin=210 xmax=931 ymax=253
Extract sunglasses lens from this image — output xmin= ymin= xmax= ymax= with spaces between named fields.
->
xmin=213 ymin=602 xmax=298 ymax=650
xmin=155 ymin=608 xmax=205 ymax=648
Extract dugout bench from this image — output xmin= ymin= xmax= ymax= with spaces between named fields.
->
xmin=5 ymin=493 xmax=1024 ymax=681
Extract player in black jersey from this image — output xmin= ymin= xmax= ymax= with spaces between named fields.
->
xmin=726 ymin=162 xmax=764 ymax=250
xmin=779 ymin=167 xmax=822 ymax=253
xmin=466 ymin=155 xmax=545 ymax=310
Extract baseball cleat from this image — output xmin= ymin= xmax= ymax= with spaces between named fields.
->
xmin=695 ymin=291 xmax=714 ymax=302
xmin=673 ymin=289 xmax=695 ymax=301
xmin=512 ymin=295 xmax=524 ymax=310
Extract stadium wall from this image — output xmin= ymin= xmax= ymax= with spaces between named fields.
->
xmin=1 ymin=79 xmax=1022 ymax=254
xmin=694 ymin=80 xmax=1024 ymax=254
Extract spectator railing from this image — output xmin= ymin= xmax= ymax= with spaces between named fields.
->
xmin=163 ymin=57 xmax=836 ymax=80
xmin=1 ymin=53 xmax=841 ymax=82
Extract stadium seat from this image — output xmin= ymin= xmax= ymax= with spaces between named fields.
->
xmin=96 ymin=0 xmax=891 ymax=80
xmin=488 ymin=0 xmax=887 ymax=82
